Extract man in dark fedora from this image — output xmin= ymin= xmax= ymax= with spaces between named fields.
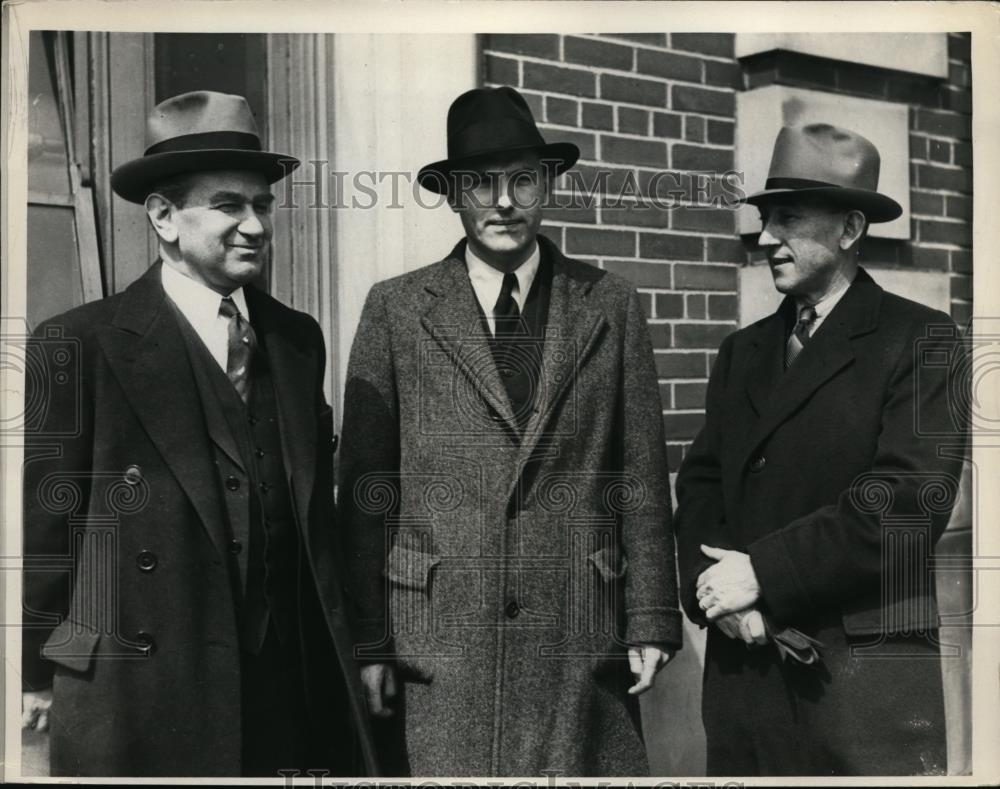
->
xmin=21 ymin=90 xmax=377 ymax=777
xmin=338 ymin=86 xmax=681 ymax=776
xmin=675 ymin=123 xmax=967 ymax=775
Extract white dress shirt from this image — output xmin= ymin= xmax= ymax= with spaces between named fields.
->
xmin=796 ymin=271 xmax=856 ymax=337
xmin=161 ymin=261 xmax=250 ymax=371
xmin=465 ymin=243 xmax=541 ymax=336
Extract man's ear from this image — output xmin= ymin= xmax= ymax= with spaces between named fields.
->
xmin=839 ymin=209 xmax=867 ymax=251
xmin=145 ymin=193 xmax=179 ymax=244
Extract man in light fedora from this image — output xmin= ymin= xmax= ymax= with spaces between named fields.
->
xmin=675 ymin=123 xmax=967 ymax=775
xmin=21 ymin=90 xmax=377 ymax=777
xmin=338 ymin=86 xmax=681 ymax=776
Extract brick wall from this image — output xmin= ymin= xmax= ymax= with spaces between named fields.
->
xmin=479 ymin=32 xmax=973 ymax=466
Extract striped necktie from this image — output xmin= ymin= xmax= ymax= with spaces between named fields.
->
xmin=493 ymin=272 xmax=521 ymax=339
xmin=785 ymin=305 xmax=817 ymax=368
xmin=219 ymin=296 xmax=257 ymax=402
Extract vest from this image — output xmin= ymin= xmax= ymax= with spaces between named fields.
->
xmin=171 ymin=305 xmax=301 ymax=655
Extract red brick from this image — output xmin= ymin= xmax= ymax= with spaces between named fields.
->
xmin=637 ymin=291 xmax=653 ymax=320
xmin=707 ymin=237 xmax=748 ymax=263
xmin=909 ymin=134 xmax=928 ymax=161
xmin=640 ymin=233 xmax=704 ymax=261
xmin=656 ymin=292 xmax=685 ymax=318
xmin=684 ymin=115 xmax=705 ymax=143
xmin=671 ymin=205 xmax=733 ymax=234
xmin=950 ymin=274 xmax=971 ymax=301
xmin=919 ymin=220 xmax=971 ymax=247
xmin=708 ymin=293 xmax=738 ymax=320
xmin=674 ymin=381 xmax=708 ymax=410
xmin=910 ymin=192 xmax=945 ymax=216
xmin=539 ymin=126 xmax=596 ymax=159
xmin=602 ymin=135 xmax=667 ymax=168
xmin=915 ymin=108 xmax=971 ymax=140
xmin=674 ymin=262 xmax=737 ymax=290
xmin=954 ymin=142 xmax=972 ymax=167
xmin=565 ymin=164 xmax=635 ymax=196
xmin=581 ymin=102 xmax=613 ymax=131
xmin=603 ymin=259 xmax=671 ymax=289
xmin=947 ymin=33 xmax=971 ymax=62
xmin=707 ymin=119 xmax=734 ymax=146
xmin=686 ymin=293 xmax=706 ymax=319
xmin=663 ymin=411 xmax=706 ymax=440
xmin=601 ymin=74 xmax=667 ymax=107
xmin=566 ymin=227 xmax=636 ymax=257
xmin=672 ymin=144 xmax=733 ymax=172
xmin=918 ymin=165 xmax=971 ymax=194
xmin=943 ymin=87 xmax=972 ymax=114
xmin=671 ymin=33 xmax=733 ymax=58
xmin=671 ymin=84 xmax=734 ymax=117
xmin=524 ymin=62 xmax=596 ymax=98
xmin=520 ymin=91 xmax=544 ymax=120
xmin=654 ymin=112 xmax=683 ymax=139
xmin=948 ymin=62 xmax=971 ymax=88
xmin=704 ymin=60 xmax=741 ymax=89
xmin=674 ymin=321 xmax=733 ymax=349
xmin=637 ymin=49 xmax=702 ymax=83
xmin=647 ymin=323 xmax=673 ymax=347
xmin=618 ymin=106 xmax=650 ymax=135
xmin=946 ymin=195 xmax=972 ymax=221
xmin=910 ymin=246 xmax=950 ymax=271
xmin=544 ymin=204 xmax=598 ymax=225
xmin=486 ymin=34 xmax=560 ymax=59
xmin=485 ymin=55 xmax=519 ymax=87
xmin=658 ymin=382 xmax=673 ymax=409
xmin=565 ymin=36 xmax=634 ymax=71
xmin=929 ymin=139 xmax=951 ymax=164
xmin=602 ymin=203 xmax=668 ymax=230
xmin=546 ymin=96 xmax=578 ymax=126
xmin=950 ymin=249 xmax=972 ymax=274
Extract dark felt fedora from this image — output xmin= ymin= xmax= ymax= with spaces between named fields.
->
xmin=417 ymin=86 xmax=580 ymax=194
xmin=745 ymin=123 xmax=902 ymax=223
xmin=110 ymin=91 xmax=300 ymax=204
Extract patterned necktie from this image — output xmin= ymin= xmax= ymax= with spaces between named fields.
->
xmin=785 ymin=305 xmax=817 ymax=368
xmin=493 ymin=272 xmax=521 ymax=339
xmin=219 ymin=296 xmax=256 ymax=402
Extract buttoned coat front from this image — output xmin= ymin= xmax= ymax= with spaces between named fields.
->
xmin=22 ymin=263 xmax=378 ymax=777
xmin=339 ymin=236 xmax=681 ymax=777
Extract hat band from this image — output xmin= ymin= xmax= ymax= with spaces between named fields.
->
xmin=448 ymin=118 xmax=546 ymax=162
xmin=765 ymin=177 xmax=845 ymax=191
xmin=145 ymin=131 xmax=262 ymax=156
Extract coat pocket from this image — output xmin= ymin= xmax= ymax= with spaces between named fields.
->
xmin=40 ymin=619 xmax=101 ymax=674
xmin=385 ymin=543 xmax=442 ymax=683
xmin=587 ymin=545 xmax=629 ymax=582
xmin=387 ymin=543 xmax=441 ymax=591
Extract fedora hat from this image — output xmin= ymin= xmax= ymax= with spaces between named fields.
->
xmin=417 ymin=86 xmax=580 ymax=194
xmin=745 ymin=123 xmax=902 ymax=223
xmin=110 ymin=91 xmax=300 ymax=204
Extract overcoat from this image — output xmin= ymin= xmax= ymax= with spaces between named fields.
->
xmin=339 ymin=236 xmax=682 ymax=777
xmin=21 ymin=262 xmax=378 ymax=777
xmin=675 ymin=268 xmax=967 ymax=775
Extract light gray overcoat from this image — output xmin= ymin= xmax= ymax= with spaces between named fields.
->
xmin=339 ymin=236 xmax=681 ymax=777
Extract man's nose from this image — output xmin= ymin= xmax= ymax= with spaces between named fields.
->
xmin=758 ymin=222 xmax=779 ymax=248
xmin=237 ymin=210 xmax=268 ymax=238
xmin=495 ymin=177 xmax=514 ymax=210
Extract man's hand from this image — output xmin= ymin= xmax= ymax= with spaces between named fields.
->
xmin=22 ymin=689 xmax=53 ymax=732
xmin=360 ymin=663 xmax=397 ymax=718
xmin=696 ymin=545 xmax=761 ymax=620
xmin=627 ymin=644 xmax=673 ymax=695
xmin=714 ymin=608 xmax=768 ymax=646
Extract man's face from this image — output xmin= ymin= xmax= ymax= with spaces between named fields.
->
xmin=757 ymin=201 xmax=852 ymax=302
xmin=166 ymin=170 xmax=275 ymax=294
xmin=450 ymin=153 xmax=547 ymax=271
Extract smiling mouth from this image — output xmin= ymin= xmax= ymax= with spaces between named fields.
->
xmin=488 ymin=219 xmax=522 ymax=227
xmin=769 ymin=256 xmax=793 ymax=266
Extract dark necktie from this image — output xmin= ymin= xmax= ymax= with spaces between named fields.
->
xmin=785 ymin=305 xmax=817 ymax=368
xmin=492 ymin=272 xmax=521 ymax=340
xmin=219 ymin=296 xmax=256 ymax=402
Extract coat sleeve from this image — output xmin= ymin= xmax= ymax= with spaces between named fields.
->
xmin=338 ymin=284 xmax=400 ymax=658
xmin=21 ymin=319 xmax=95 ymax=691
xmin=673 ymin=333 xmax=739 ymax=627
xmin=747 ymin=314 xmax=968 ymax=626
xmin=619 ymin=288 xmax=683 ymax=649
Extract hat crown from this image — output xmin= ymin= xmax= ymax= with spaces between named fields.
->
xmin=445 ymin=86 xmax=547 ymax=162
xmin=145 ymin=90 xmax=261 ymax=153
xmin=767 ymin=123 xmax=881 ymax=191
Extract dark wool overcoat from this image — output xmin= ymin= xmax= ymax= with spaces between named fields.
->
xmin=675 ymin=268 xmax=968 ymax=776
xmin=21 ymin=263 xmax=378 ymax=777
xmin=338 ymin=236 xmax=682 ymax=777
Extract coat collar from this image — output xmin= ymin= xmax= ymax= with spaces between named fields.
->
xmin=740 ymin=266 xmax=882 ymax=468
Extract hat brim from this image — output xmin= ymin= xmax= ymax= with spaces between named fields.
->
xmin=743 ymin=186 xmax=902 ymax=224
xmin=417 ymin=142 xmax=580 ymax=195
xmin=111 ymin=149 xmax=301 ymax=204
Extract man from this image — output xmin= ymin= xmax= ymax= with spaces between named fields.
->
xmin=675 ymin=123 xmax=967 ymax=775
xmin=21 ymin=91 xmax=377 ymax=777
xmin=338 ymin=86 xmax=681 ymax=777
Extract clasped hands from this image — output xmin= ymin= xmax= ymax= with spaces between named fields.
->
xmin=696 ymin=544 xmax=767 ymax=646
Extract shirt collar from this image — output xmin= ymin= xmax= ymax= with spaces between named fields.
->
xmin=161 ymin=260 xmax=249 ymax=324
xmin=796 ymin=270 xmax=856 ymax=320
xmin=464 ymin=242 xmax=541 ymax=303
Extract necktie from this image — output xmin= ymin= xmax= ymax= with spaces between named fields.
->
xmin=785 ymin=305 xmax=817 ymax=368
xmin=219 ymin=296 xmax=256 ymax=402
xmin=493 ymin=272 xmax=521 ymax=339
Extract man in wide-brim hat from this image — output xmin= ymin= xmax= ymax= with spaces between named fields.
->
xmin=21 ymin=90 xmax=377 ymax=777
xmin=338 ymin=85 xmax=682 ymax=776
xmin=675 ymin=122 xmax=967 ymax=775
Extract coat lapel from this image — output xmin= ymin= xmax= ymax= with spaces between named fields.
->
xmin=247 ymin=288 xmax=318 ymax=531
xmin=420 ymin=242 xmax=520 ymax=435
xmin=744 ymin=299 xmax=793 ymax=416
xmin=97 ymin=262 xmax=230 ymax=559
xmin=739 ymin=269 xmax=882 ymax=470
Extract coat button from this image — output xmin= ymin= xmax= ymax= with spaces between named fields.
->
xmin=136 ymin=550 xmax=157 ymax=572
xmin=749 ymin=455 xmax=766 ymax=473
xmin=505 ymin=599 xmax=520 ymax=619
xmin=229 ymin=540 xmax=243 ymax=555
xmin=123 ymin=465 xmax=142 ymax=485
xmin=259 ymin=482 xmax=271 ymax=493
xmin=501 ymin=368 xmax=515 ymax=379
xmin=331 ymin=434 xmax=339 ymax=454
xmin=255 ymin=447 xmax=265 ymax=458
xmin=226 ymin=476 xmax=241 ymax=491
xmin=134 ymin=631 xmax=155 ymax=655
